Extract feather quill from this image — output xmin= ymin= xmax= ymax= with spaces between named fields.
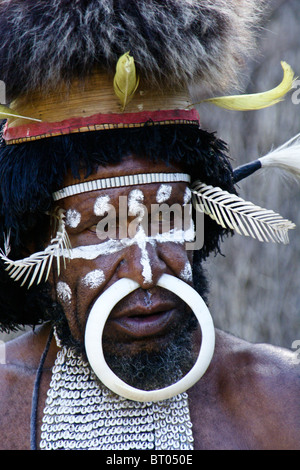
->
xmin=259 ymin=133 xmax=300 ymax=179
xmin=198 ymin=61 xmax=295 ymax=111
xmin=0 ymin=209 xmax=71 ymax=288
xmin=191 ymin=181 xmax=296 ymax=244
xmin=113 ymin=52 xmax=140 ymax=111
xmin=233 ymin=133 xmax=300 ymax=183
xmin=0 ymin=104 xmax=42 ymax=122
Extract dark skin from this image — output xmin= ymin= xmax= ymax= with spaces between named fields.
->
xmin=1 ymin=326 xmax=299 ymax=450
xmin=0 ymin=156 xmax=299 ymax=450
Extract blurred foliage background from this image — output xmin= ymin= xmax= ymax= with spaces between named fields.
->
xmin=1 ymin=0 xmax=299 ymax=348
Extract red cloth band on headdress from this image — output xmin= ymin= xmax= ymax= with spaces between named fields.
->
xmin=4 ymin=109 xmax=200 ymax=145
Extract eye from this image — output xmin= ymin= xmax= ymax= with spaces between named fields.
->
xmin=150 ymin=204 xmax=183 ymax=234
xmin=87 ymin=215 xmax=120 ymax=240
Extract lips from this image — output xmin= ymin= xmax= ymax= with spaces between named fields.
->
xmin=105 ymin=292 xmax=179 ymax=339
xmin=110 ymin=307 xmax=176 ymax=338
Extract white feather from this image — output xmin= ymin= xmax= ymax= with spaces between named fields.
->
xmin=191 ymin=182 xmax=296 ymax=244
xmin=259 ymin=133 xmax=300 ymax=179
xmin=0 ymin=209 xmax=71 ymax=288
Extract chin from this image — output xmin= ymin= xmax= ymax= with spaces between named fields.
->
xmin=102 ymin=313 xmax=198 ymax=391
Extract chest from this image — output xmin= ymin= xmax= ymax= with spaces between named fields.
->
xmin=0 ymin=369 xmax=263 ymax=450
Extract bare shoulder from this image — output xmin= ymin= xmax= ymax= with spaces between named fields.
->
xmin=0 ymin=332 xmax=36 ymax=449
xmin=0 ymin=325 xmax=57 ymax=450
xmin=189 ymin=329 xmax=300 ymax=449
xmin=216 ymin=329 xmax=300 ymax=396
xmin=0 ymin=329 xmax=38 ymax=388
xmin=216 ymin=330 xmax=300 ymax=447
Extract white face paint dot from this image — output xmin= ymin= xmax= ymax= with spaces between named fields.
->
xmin=56 ymin=281 xmax=72 ymax=305
xmin=94 ymin=195 xmax=111 ymax=216
xmin=82 ymin=269 xmax=105 ymax=289
xmin=65 ymin=209 xmax=81 ymax=228
xmin=128 ymin=189 xmax=144 ymax=216
xmin=156 ymin=184 xmax=172 ymax=203
xmin=180 ymin=261 xmax=193 ymax=283
xmin=183 ymin=187 xmax=192 ymax=205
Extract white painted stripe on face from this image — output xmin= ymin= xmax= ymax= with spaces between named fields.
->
xmin=62 ymin=228 xmax=195 ymax=260
xmin=128 ymin=189 xmax=152 ymax=283
xmin=128 ymin=189 xmax=144 ymax=216
xmin=134 ymin=226 xmax=152 ymax=284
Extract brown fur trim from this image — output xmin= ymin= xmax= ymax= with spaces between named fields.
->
xmin=0 ymin=0 xmax=264 ymax=100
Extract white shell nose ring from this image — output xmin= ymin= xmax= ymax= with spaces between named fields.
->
xmin=84 ymin=273 xmax=215 ymax=402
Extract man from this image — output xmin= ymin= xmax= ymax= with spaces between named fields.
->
xmin=0 ymin=0 xmax=299 ymax=450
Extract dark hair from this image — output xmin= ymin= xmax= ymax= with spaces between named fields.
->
xmin=0 ymin=124 xmax=235 ymax=332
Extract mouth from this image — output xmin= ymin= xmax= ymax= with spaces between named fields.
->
xmin=107 ymin=302 xmax=178 ymax=339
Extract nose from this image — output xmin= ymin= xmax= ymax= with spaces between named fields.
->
xmin=116 ymin=240 xmax=167 ymax=289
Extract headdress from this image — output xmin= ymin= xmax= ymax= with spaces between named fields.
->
xmin=0 ymin=1 xmax=298 ymax=326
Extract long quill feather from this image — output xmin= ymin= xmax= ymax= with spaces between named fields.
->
xmin=191 ymin=181 xmax=296 ymax=244
xmin=0 ymin=209 xmax=71 ymax=288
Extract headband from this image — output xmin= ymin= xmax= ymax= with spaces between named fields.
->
xmin=53 ymin=172 xmax=191 ymax=201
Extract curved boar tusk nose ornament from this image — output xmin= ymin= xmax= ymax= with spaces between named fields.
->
xmin=84 ymin=273 xmax=215 ymax=402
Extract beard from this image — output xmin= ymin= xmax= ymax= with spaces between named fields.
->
xmin=53 ymin=298 xmax=199 ymax=391
xmin=102 ymin=312 xmax=198 ymax=391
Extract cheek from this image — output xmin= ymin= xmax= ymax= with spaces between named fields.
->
xmin=53 ymin=254 xmax=123 ymax=339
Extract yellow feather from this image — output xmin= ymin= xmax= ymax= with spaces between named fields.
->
xmin=113 ymin=52 xmax=140 ymax=111
xmin=0 ymin=104 xmax=42 ymax=122
xmin=200 ymin=62 xmax=295 ymax=111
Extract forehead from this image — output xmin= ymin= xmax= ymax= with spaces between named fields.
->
xmin=63 ymin=154 xmax=185 ymax=185
xmin=60 ymin=155 xmax=189 ymax=210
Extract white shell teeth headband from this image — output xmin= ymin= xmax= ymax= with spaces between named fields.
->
xmin=0 ymin=169 xmax=296 ymax=288
xmin=52 ymin=172 xmax=191 ymax=201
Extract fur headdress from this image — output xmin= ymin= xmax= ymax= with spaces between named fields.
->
xmin=0 ymin=0 xmax=262 ymax=100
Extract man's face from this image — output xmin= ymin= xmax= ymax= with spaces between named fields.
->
xmin=52 ymin=155 xmax=198 ymax=388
